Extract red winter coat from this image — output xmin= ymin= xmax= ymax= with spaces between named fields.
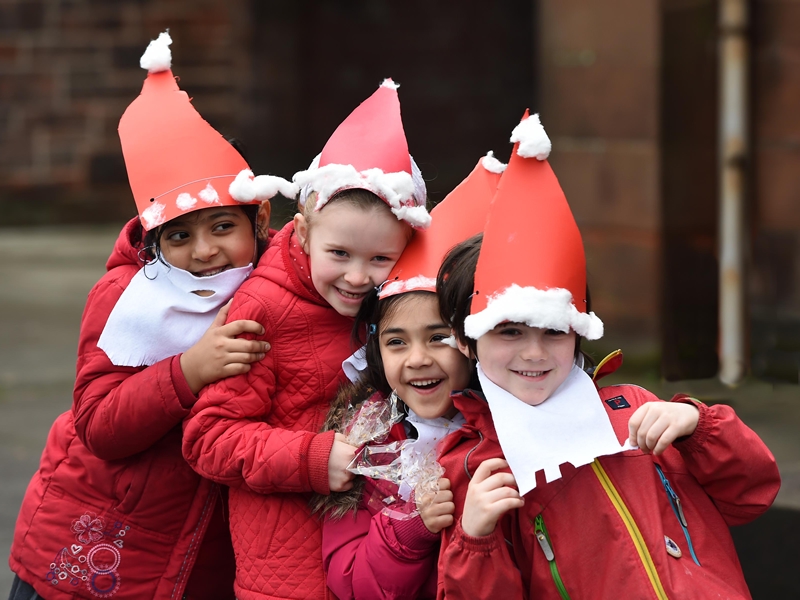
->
xmin=182 ymin=221 xmax=355 ymax=600
xmin=9 ymin=218 xmax=236 ymax=600
xmin=437 ymin=379 xmax=780 ymax=599
xmin=322 ymin=421 xmax=440 ymax=600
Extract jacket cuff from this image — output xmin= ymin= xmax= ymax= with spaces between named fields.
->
xmin=392 ymin=513 xmax=440 ymax=552
xmin=670 ymin=394 xmax=711 ymax=453
xmin=452 ymin=518 xmax=503 ymax=554
xmin=171 ymin=354 xmax=197 ymax=410
xmin=308 ymin=430 xmax=336 ymax=495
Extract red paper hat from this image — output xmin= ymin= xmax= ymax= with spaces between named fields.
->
xmin=293 ymin=79 xmax=430 ymax=229
xmin=379 ymin=152 xmax=506 ymax=298
xmin=119 ymin=32 xmax=297 ymax=231
xmin=464 ymin=112 xmax=603 ymax=340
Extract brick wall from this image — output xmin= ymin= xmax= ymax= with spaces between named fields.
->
xmin=0 ymin=0 xmax=252 ymax=225
xmin=538 ymin=0 xmax=662 ymax=362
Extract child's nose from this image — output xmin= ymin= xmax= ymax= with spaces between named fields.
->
xmin=343 ymin=268 xmax=370 ymax=288
xmin=520 ymin=340 xmax=547 ymax=361
xmin=192 ymin=236 xmax=219 ymax=261
xmin=407 ymin=344 xmax=433 ymax=368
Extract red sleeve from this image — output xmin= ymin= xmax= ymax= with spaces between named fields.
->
xmin=72 ymin=270 xmax=195 ymax=460
xmin=323 ymin=494 xmax=439 ymax=600
xmin=670 ymin=394 xmax=780 ymax=525
xmin=437 ymin=520 xmax=523 ymax=599
xmin=182 ymin=290 xmax=335 ymax=494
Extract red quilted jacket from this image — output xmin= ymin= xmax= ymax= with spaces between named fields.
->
xmin=183 ymin=221 xmax=356 ymax=600
xmin=436 ymin=381 xmax=780 ymax=599
xmin=9 ymin=218 xmax=236 ymax=600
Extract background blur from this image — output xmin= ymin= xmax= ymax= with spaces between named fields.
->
xmin=1 ymin=0 xmax=799 ymax=596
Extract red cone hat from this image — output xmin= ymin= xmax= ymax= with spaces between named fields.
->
xmin=119 ymin=32 xmax=296 ymax=231
xmin=293 ymin=79 xmax=430 ymax=229
xmin=464 ymin=112 xmax=603 ymax=340
xmin=379 ymin=152 xmax=506 ymax=297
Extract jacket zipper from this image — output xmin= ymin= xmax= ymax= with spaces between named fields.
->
xmin=533 ymin=514 xmax=571 ymax=600
xmin=591 ymin=459 xmax=669 ymax=600
xmin=655 ymin=464 xmax=701 ymax=566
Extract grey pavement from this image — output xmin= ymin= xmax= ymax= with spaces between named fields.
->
xmin=1 ymin=225 xmax=798 ymax=595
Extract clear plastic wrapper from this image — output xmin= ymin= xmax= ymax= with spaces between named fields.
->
xmin=344 ymin=391 xmax=445 ymax=521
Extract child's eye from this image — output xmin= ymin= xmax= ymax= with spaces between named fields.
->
xmin=545 ymin=328 xmax=567 ymax=336
xmin=212 ymin=221 xmax=236 ymax=232
xmin=164 ymin=231 xmax=189 ymax=242
xmin=497 ymin=327 xmax=522 ymax=337
xmin=331 ymin=249 xmax=348 ymax=258
xmin=372 ymin=255 xmax=392 ymax=263
xmin=384 ymin=338 xmax=405 ymax=347
xmin=431 ymin=334 xmax=449 ymax=343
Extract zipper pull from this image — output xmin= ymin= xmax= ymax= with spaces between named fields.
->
xmin=674 ymin=495 xmax=687 ymax=527
xmin=534 ymin=515 xmax=555 ymax=561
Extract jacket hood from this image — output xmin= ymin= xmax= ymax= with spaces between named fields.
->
xmin=106 ymin=217 xmax=144 ymax=272
xmin=256 ymin=221 xmax=330 ymax=308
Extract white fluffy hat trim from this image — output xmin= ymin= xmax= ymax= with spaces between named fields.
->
xmin=481 ymin=151 xmax=507 ymax=174
xmin=378 ymin=275 xmax=437 ymax=298
xmin=464 ymin=284 xmax=604 ymax=340
xmin=140 ymin=31 xmax=172 ymax=74
xmin=293 ymin=157 xmax=430 ymax=229
xmin=229 ymin=169 xmax=299 ymax=203
xmin=510 ymin=113 xmax=551 ymax=161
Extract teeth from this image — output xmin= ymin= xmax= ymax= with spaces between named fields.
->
xmin=410 ymin=379 xmax=441 ymax=387
xmin=338 ymin=289 xmax=364 ymax=299
xmin=517 ymin=370 xmax=545 ymax=377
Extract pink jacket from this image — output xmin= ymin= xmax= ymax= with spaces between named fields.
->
xmin=437 ymin=380 xmax=780 ymax=599
xmin=183 ymin=221 xmax=355 ymax=600
xmin=322 ymin=422 xmax=440 ymax=600
xmin=9 ymin=218 xmax=235 ymax=600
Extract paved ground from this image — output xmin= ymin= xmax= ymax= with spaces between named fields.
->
xmin=1 ymin=225 xmax=798 ymax=597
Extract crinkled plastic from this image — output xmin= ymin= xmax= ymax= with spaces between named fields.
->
xmin=344 ymin=391 xmax=446 ymax=520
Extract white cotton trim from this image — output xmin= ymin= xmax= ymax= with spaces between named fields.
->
xmin=381 ymin=78 xmax=400 ymax=90
xmin=198 ymin=183 xmax=220 ymax=204
xmin=292 ymin=160 xmax=430 ymax=228
xmin=464 ymin=284 xmax=604 ymax=340
xmin=510 ymin=113 xmax=551 ymax=161
xmin=481 ymin=151 xmax=507 ymax=174
xmin=140 ymin=31 xmax=172 ymax=74
xmin=229 ymin=169 xmax=298 ymax=203
xmin=378 ymin=276 xmax=437 ymax=298
xmin=441 ymin=335 xmax=458 ymax=349
xmin=175 ymin=193 xmax=196 ymax=211
xmin=141 ymin=201 xmax=167 ymax=230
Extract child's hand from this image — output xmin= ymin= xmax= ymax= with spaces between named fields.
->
xmin=328 ymin=433 xmax=358 ymax=493
xmin=419 ymin=477 xmax=455 ymax=534
xmin=628 ymin=401 xmax=700 ymax=455
xmin=462 ymin=458 xmax=524 ymax=538
xmin=180 ymin=300 xmax=270 ymax=395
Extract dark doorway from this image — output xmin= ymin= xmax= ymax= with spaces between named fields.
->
xmin=660 ymin=1 xmax=720 ymax=380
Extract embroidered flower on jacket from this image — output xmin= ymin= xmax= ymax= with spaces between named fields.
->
xmin=71 ymin=514 xmax=104 ymax=545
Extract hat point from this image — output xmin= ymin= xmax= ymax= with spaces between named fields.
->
xmin=509 ymin=112 xmax=551 ymax=161
xmin=140 ymin=31 xmax=172 ymax=73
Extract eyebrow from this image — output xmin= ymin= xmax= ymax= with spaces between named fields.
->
xmin=163 ymin=210 xmax=242 ymax=229
xmin=380 ymin=323 xmax=449 ymax=336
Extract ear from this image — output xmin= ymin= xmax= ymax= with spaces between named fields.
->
xmin=455 ymin=333 xmax=474 ymax=359
xmin=257 ymin=200 xmax=271 ymax=240
xmin=293 ymin=213 xmax=310 ymax=253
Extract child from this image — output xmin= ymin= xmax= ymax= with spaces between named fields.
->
xmin=434 ymin=113 xmax=781 ymax=599
xmin=317 ymin=152 xmax=504 ymax=600
xmin=7 ymin=32 xmax=296 ymax=600
xmin=182 ymin=79 xmax=431 ymax=600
